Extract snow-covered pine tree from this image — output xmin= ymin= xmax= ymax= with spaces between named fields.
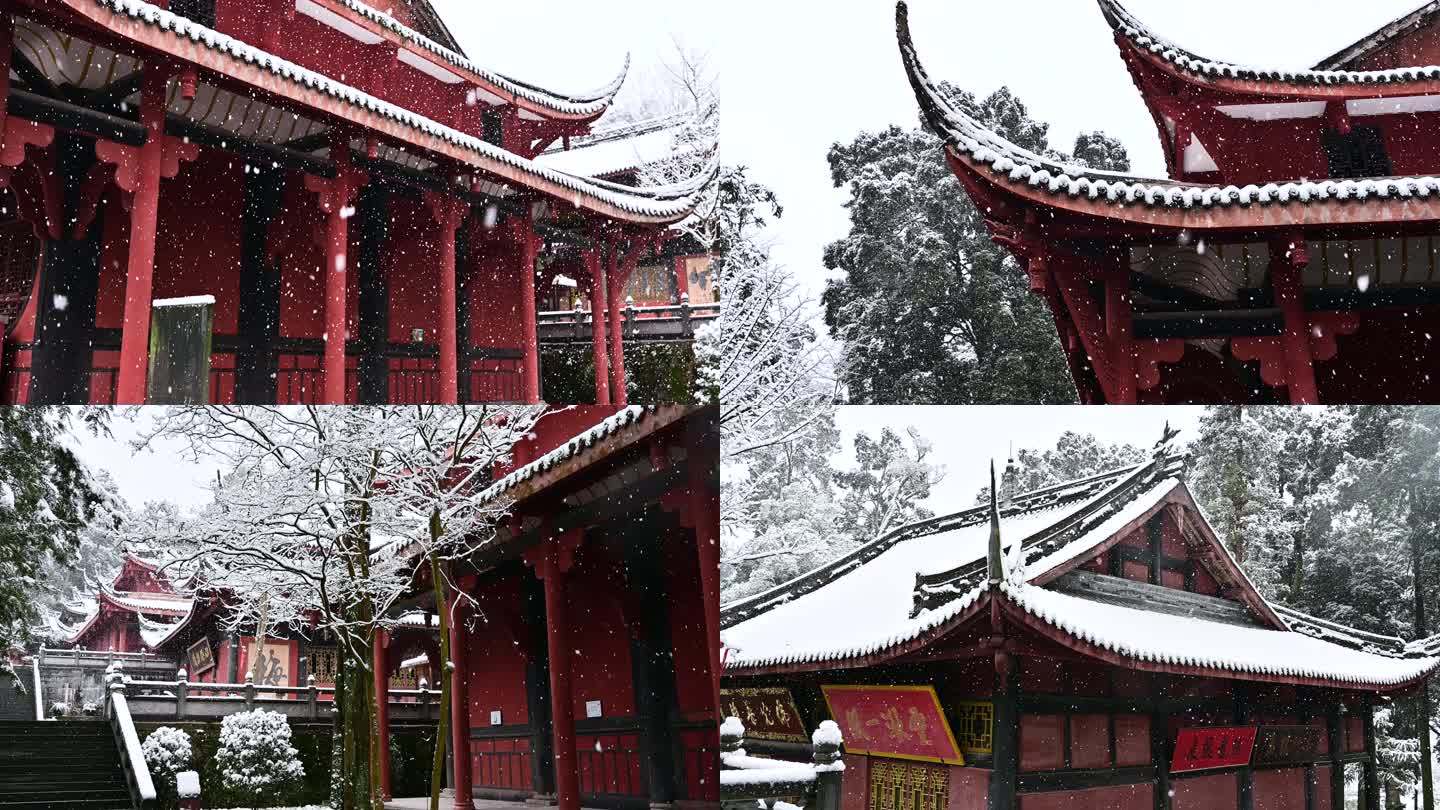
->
xmin=216 ymin=709 xmax=304 ymax=808
xmin=823 ymin=85 xmax=1130 ymax=404
xmin=0 ymin=408 xmax=112 ymax=649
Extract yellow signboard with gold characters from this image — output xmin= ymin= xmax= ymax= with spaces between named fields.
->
xmin=721 ymin=686 xmax=809 ymax=743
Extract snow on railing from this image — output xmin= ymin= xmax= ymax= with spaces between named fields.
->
xmin=31 ymin=656 xmax=44 ymax=721
xmin=720 ymin=718 xmax=845 ymax=810
xmin=105 ymin=663 xmax=157 ymax=805
xmin=537 ymin=297 xmax=720 ymax=342
xmin=119 ymin=672 xmax=441 ymax=721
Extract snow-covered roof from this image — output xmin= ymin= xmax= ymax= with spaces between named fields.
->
xmin=68 ymin=0 xmax=715 ymax=225
xmin=1004 ymin=580 xmax=1436 ymax=688
xmin=537 ymin=110 xmax=705 ymax=179
xmin=723 ymin=439 xmax=1440 ymax=689
xmin=476 ymin=405 xmax=654 ymax=503
xmin=1100 ymin=0 xmax=1440 ymax=87
xmin=99 ymin=588 xmax=192 ymax=617
xmin=896 ymin=2 xmax=1440 ymax=216
xmin=721 ymin=462 xmax=1180 ymax=669
xmin=326 ymin=0 xmax=628 ymax=119
xmin=136 ymin=613 xmax=184 ymax=649
xmin=722 ymin=463 xmax=1146 ymax=629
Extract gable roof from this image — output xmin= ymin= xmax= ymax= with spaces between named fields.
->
xmin=895 ymin=2 xmax=1440 ymax=229
xmin=720 ymin=454 xmax=1195 ymax=670
xmin=1314 ymin=1 xmax=1440 ymax=71
xmin=722 ymin=440 xmax=1440 ymax=690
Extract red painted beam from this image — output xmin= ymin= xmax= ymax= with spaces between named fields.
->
xmin=304 ymin=141 xmax=367 ymax=405
xmin=528 ymin=534 xmax=583 ymax=810
xmin=515 ymin=215 xmax=542 ymax=404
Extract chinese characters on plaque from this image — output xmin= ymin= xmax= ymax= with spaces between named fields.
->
xmin=1170 ymin=726 xmax=1259 ymax=773
xmin=821 ymin=685 xmax=965 ymax=765
xmin=721 ymin=687 xmax=809 ymax=742
xmin=186 ymin=638 xmax=215 ymax=678
xmin=1170 ymin=725 xmax=1325 ymax=773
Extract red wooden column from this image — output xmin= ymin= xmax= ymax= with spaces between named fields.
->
xmin=303 ymin=140 xmax=366 ymax=405
xmin=526 ymin=533 xmax=583 ymax=810
xmin=516 ymin=215 xmax=542 ymax=403
xmin=1103 ymin=268 xmax=1138 ymax=405
xmin=114 ymin=74 xmax=170 ymax=404
xmin=584 ymin=244 xmax=611 ymax=405
xmin=372 ymin=628 xmax=392 ymax=800
xmin=688 ymin=431 xmax=721 ymax=712
xmin=426 ymin=193 xmax=467 ymax=404
xmin=1272 ymin=237 xmax=1320 ymax=405
xmin=605 ymin=234 xmax=655 ymax=408
xmin=448 ymin=593 xmax=473 ymax=810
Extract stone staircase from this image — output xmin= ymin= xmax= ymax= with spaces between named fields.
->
xmin=0 ymin=721 xmax=134 ymax=809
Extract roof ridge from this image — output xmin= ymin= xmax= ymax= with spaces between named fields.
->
xmin=719 ymin=458 xmax=1146 ymax=629
xmin=1098 ymin=0 xmax=1440 ymax=85
xmin=1313 ymin=0 xmax=1440 ymax=69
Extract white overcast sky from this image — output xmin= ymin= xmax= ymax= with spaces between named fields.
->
xmin=721 ymin=0 xmax=1427 ymax=308
xmin=833 ymin=406 xmax=1207 ymax=512
xmin=67 ymin=411 xmax=216 ymax=511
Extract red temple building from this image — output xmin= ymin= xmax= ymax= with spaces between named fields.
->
xmin=372 ymin=403 xmax=721 ymax=809
xmin=38 ymin=405 xmax=721 ymax=810
xmin=898 ymin=0 xmax=1440 ymax=404
xmin=720 ymin=444 xmax=1440 ymax=810
xmin=0 ymin=0 xmax=714 ymax=407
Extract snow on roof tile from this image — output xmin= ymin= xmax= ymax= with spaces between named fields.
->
xmin=329 ymin=0 xmax=628 ymax=117
xmin=721 ymin=463 xmax=1146 ymax=630
xmin=1099 ymin=0 xmax=1440 ymax=86
xmin=1004 ymin=581 xmax=1438 ymax=688
xmin=721 ymin=467 xmax=1177 ymax=671
xmin=476 ymin=406 xmax=652 ymax=503
xmin=537 ymin=110 xmax=705 ymax=179
xmin=85 ymin=0 xmax=715 ymax=224
xmin=897 ymin=2 xmax=1440 ymax=214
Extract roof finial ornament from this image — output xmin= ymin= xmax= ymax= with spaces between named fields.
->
xmin=1153 ymin=420 xmax=1181 ymax=460
xmin=987 ymin=460 xmax=1004 ymax=585
xmin=1002 ymin=443 xmax=1019 ymax=508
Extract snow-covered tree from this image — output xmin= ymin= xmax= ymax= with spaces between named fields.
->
xmin=823 ymin=85 xmax=1130 ymax=404
xmin=0 ymin=407 xmax=115 ymax=648
xmin=722 ymin=423 xmax=941 ymax=602
xmin=127 ymin=405 xmax=538 ymax=810
xmin=216 ymin=710 xmax=304 ymax=809
xmin=973 ymin=432 xmax=1147 ymax=503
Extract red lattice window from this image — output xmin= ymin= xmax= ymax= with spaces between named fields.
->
xmin=0 ymin=217 xmax=40 ymax=334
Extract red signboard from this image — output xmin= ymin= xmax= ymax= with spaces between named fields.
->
xmin=1171 ymin=726 xmax=1258 ymax=773
xmin=821 ymin=685 xmax=965 ymax=765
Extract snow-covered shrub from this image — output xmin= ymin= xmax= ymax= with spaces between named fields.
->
xmin=215 ymin=709 xmax=304 ymax=806
xmin=81 ymin=701 xmax=99 ymax=716
xmin=48 ymin=701 xmax=69 ymax=718
xmin=142 ymin=726 xmax=193 ymax=798
xmin=1 ymin=661 xmax=22 ymax=694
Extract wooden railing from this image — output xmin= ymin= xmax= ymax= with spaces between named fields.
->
xmin=538 ymin=297 xmax=720 ymax=344
xmin=116 ymin=671 xmax=443 ymax=723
